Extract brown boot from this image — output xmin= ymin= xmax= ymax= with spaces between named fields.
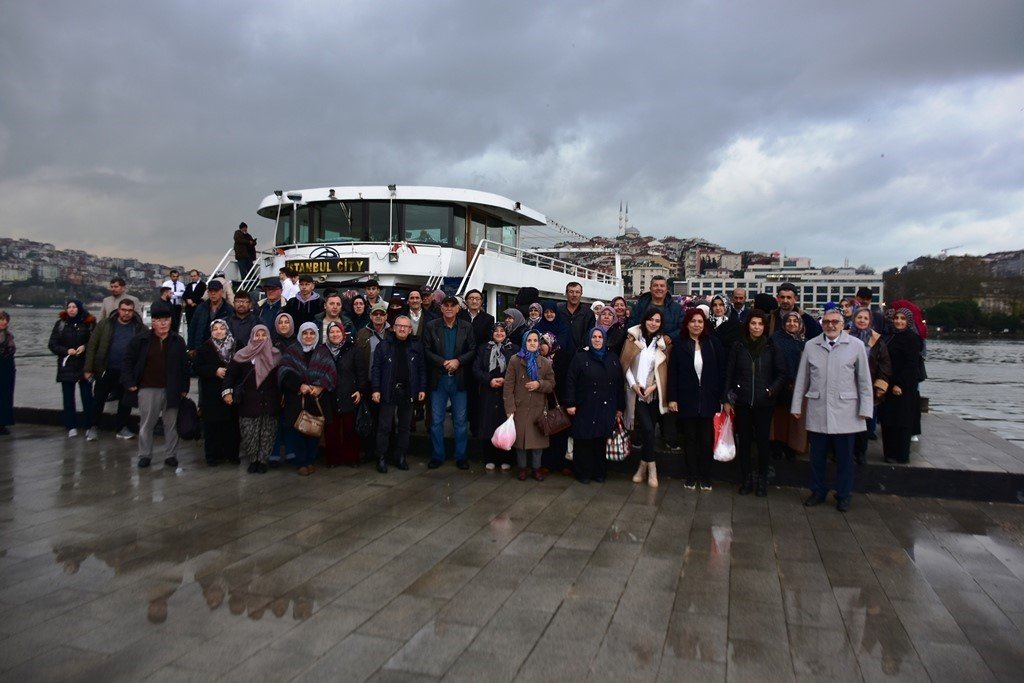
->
xmin=647 ymin=462 xmax=659 ymax=488
xmin=632 ymin=461 xmax=648 ymax=483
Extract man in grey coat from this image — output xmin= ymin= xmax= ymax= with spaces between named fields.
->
xmin=791 ymin=308 xmax=873 ymax=511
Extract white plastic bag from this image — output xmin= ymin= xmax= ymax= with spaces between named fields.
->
xmin=491 ymin=415 xmax=516 ymax=451
xmin=713 ymin=411 xmax=736 ymax=462
xmin=565 ymin=437 xmax=574 ymax=461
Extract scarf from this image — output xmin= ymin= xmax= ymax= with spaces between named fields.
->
xmin=896 ymin=307 xmax=920 ymax=336
xmin=503 ymin=307 xmax=526 ymax=333
xmin=488 ymin=340 xmax=510 ymax=374
xmin=232 ymin=324 xmax=280 ymax=387
xmin=297 ymin=322 xmax=320 ymax=352
xmin=540 ymin=331 xmax=560 ymax=358
xmin=851 ymin=308 xmax=873 ymax=343
xmin=272 ymin=312 xmax=295 ymax=344
xmin=345 ymin=295 xmax=370 ymax=331
xmin=587 ymin=327 xmax=607 ymax=360
xmin=209 ymin=320 xmax=235 ymax=363
xmin=517 ymin=330 xmax=542 ymax=380
xmin=324 ymin=321 xmax=349 ymax=359
xmin=781 ymin=311 xmax=805 ymax=343
xmin=64 ymin=299 xmax=87 ymax=324
xmin=279 ymin=324 xmax=338 ymax=392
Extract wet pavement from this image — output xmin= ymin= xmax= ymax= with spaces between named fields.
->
xmin=1 ymin=425 xmax=1024 ymax=681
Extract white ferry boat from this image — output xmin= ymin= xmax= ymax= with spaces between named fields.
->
xmin=211 ymin=185 xmax=622 ymax=310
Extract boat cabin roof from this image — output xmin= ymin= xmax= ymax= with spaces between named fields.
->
xmin=257 ymin=186 xmax=547 ymax=227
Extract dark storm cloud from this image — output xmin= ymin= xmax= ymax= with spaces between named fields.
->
xmin=0 ymin=0 xmax=1021 ymax=270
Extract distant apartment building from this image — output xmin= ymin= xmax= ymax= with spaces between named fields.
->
xmin=624 ymin=258 xmax=673 ymax=297
xmin=675 ymin=261 xmax=884 ymax=315
xmin=0 ymin=267 xmax=31 ymax=282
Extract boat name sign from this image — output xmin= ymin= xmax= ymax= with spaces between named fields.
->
xmin=286 ymin=258 xmax=369 ymax=275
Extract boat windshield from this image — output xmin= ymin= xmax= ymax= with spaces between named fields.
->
xmin=275 ymin=200 xmax=473 ymax=250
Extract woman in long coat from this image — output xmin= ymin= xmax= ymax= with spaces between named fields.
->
xmin=503 ymin=329 xmax=555 ymax=481
xmin=323 ymin=321 xmax=366 ymax=467
xmin=879 ymin=307 xmax=923 ymax=464
xmin=48 ymin=300 xmax=96 ymax=437
xmin=194 ymin=320 xmax=240 ymax=466
xmin=539 ymin=331 xmax=573 ymax=476
xmin=223 ymin=325 xmax=281 ymax=473
xmin=851 ymin=307 xmax=891 ymax=464
xmin=723 ymin=310 xmax=788 ymax=497
xmin=667 ymin=308 xmax=726 ymax=490
xmin=565 ymin=327 xmax=625 ymax=484
xmin=619 ymin=308 xmax=671 ymax=488
xmin=473 ymin=323 xmax=518 ymax=471
xmin=0 ymin=311 xmax=14 ymax=435
xmin=770 ymin=311 xmax=808 ymax=458
xmin=278 ymin=322 xmax=338 ymax=475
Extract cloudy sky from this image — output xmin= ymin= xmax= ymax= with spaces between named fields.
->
xmin=1 ymin=0 xmax=1021 ymax=271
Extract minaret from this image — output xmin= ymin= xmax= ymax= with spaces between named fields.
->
xmin=625 ymin=202 xmax=630 ymax=234
xmin=618 ymin=201 xmax=624 ymax=236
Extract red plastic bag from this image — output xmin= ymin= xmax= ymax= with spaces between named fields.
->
xmin=713 ymin=411 xmax=735 ymax=462
xmin=491 ymin=415 xmax=516 ymax=451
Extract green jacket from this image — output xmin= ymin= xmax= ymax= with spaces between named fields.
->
xmin=85 ymin=311 xmax=146 ymax=374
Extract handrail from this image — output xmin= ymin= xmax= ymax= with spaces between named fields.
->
xmin=238 ymin=263 xmax=262 ymax=292
xmin=455 ymin=239 xmax=621 ymax=297
xmin=206 ymin=249 xmax=234 ymax=284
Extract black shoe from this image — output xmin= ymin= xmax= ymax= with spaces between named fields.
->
xmin=206 ymin=459 xmax=220 ymax=467
xmin=0 ymin=426 xmax=9 ymax=435
xmin=575 ymin=477 xmax=591 ymax=485
xmin=268 ymin=460 xmax=281 ymax=468
xmin=377 ymin=459 xmax=388 ymax=474
xmin=396 ymin=457 xmax=409 ymax=471
xmin=592 ymin=475 xmax=606 ymax=483
xmin=883 ymin=457 xmax=895 ymax=464
xmin=804 ymin=493 xmax=826 ymax=507
xmin=683 ymin=479 xmax=697 ymax=490
xmin=836 ymin=498 xmax=851 ymax=512
xmin=738 ymin=475 xmax=754 ymax=496
xmin=428 ymin=460 xmax=442 ymax=469
xmin=755 ymin=476 xmax=767 ymax=497
xmin=257 ymin=463 xmax=268 ymax=474
xmin=164 ymin=456 xmax=178 ymax=468
xmin=138 ymin=457 xmax=151 ymax=468
xmin=866 ymin=433 xmax=878 ymax=441
xmin=228 ymin=456 xmax=241 ymax=465
xmin=247 ymin=462 xmax=259 ymax=473
xmin=456 ymin=460 xmax=470 ymax=471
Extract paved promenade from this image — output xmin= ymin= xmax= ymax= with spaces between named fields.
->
xmin=1 ymin=425 xmax=1023 ymax=681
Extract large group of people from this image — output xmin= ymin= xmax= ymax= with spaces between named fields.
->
xmin=1 ymin=265 xmax=930 ymax=512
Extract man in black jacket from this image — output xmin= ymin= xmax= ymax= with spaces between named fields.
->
xmin=84 ymin=298 xmax=146 ymax=441
xmin=233 ymin=222 xmax=257 ymax=282
xmin=422 ymin=296 xmax=476 ymax=469
xmin=557 ymin=282 xmax=596 ymax=351
xmin=187 ymin=280 xmax=234 ymax=352
xmin=457 ymin=288 xmax=494 ymax=437
xmin=122 ymin=302 xmax=190 ymax=469
xmin=371 ymin=316 xmax=427 ymax=472
xmin=182 ymin=270 xmax=207 ymax=329
xmin=227 ymin=291 xmax=258 ymax=348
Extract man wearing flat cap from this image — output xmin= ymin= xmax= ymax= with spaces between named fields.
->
xmin=422 ymin=295 xmax=476 ymax=469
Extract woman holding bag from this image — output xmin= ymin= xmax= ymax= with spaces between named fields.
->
xmin=503 ymin=329 xmax=555 ymax=481
xmin=473 ymin=323 xmax=518 ymax=471
xmin=564 ymin=327 xmax=625 ymax=485
xmin=278 ymin=322 xmax=338 ymax=476
xmin=619 ymin=309 xmax=671 ymax=488
xmin=222 ymin=325 xmax=281 ymax=473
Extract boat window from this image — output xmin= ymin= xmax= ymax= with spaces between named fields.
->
xmin=367 ymin=202 xmax=395 ymax=242
xmin=317 ymin=202 xmax=364 ymax=242
xmin=471 ymin=213 xmax=486 ymax=245
xmin=295 ymin=206 xmax=311 ymax=244
xmin=453 ymin=206 xmax=466 ymax=249
xmin=275 ymin=208 xmax=293 ymax=246
xmin=404 ymin=203 xmax=451 ymax=246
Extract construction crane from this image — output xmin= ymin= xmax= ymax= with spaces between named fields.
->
xmin=939 ymin=245 xmax=963 ymax=259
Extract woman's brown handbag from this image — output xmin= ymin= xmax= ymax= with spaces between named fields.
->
xmin=294 ymin=395 xmax=325 ymax=438
xmin=536 ymin=395 xmax=571 ymax=436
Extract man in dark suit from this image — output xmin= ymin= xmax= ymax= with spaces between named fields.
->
xmin=457 ymin=289 xmax=494 ymax=437
xmin=182 ymin=270 xmax=206 ymax=329
xmin=422 ymin=296 xmax=476 ymax=469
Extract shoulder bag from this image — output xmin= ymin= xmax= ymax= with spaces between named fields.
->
xmin=535 ymin=394 xmax=571 ymax=436
xmin=294 ymin=395 xmax=325 ymax=438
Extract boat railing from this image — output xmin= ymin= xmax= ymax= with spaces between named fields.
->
xmin=456 ymin=240 xmax=620 ymax=297
xmin=206 ymin=249 xmax=234 ymax=285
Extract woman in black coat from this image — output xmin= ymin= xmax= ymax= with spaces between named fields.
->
xmin=540 ymin=331 xmax=573 ymax=475
xmin=323 ymin=322 xmax=367 ymax=467
xmin=879 ymin=307 xmax=924 ymax=464
xmin=48 ymin=300 xmax=96 ymax=437
xmin=564 ymin=327 xmax=625 ymax=484
xmin=473 ymin=323 xmax=518 ymax=471
xmin=194 ymin=320 xmax=240 ymax=466
xmin=668 ymin=308 xmax=726 ymax=490
xmin=723 ymin=310 xmax=788 ymax=497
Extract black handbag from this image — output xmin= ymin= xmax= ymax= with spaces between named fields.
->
xmin=355 ymin=402 xmax=375 ymax=438
xmin=535 ymin=395 xmax=571 ymax=436
xmin=176 ymin=397 xmax=202 ymax=440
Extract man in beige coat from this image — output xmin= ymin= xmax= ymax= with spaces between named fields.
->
xmin=791 ymin=308 xmax=874 ymax=512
